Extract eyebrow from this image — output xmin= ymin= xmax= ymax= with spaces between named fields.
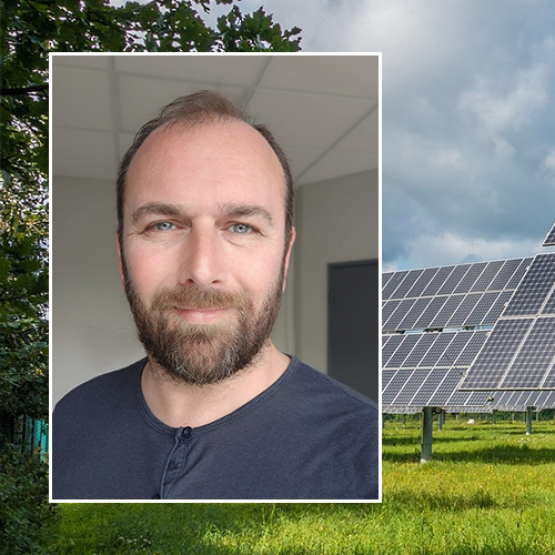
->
xmin=220 ymin=202 xmax=275 ymax=227
xmin=130 ymin=201 xmax=275 ymax=227
xmin=131 ymin=202 xmax=184 ymax=226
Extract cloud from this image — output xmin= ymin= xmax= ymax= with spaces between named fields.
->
xmin=458 ymin=63 xmax=548 ymax=158
xmin=540 ymin=147 xmax=555 ymax=189
xmin=106 ymin=0 xmax=555 ymax=270
xmin=401 ymin=232 xmax=544 ymax=271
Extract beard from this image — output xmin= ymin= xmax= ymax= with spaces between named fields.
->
xmin=121 ymin=255 xmax=285 ymax=386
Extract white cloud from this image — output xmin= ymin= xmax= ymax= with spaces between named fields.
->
xmin=105 ymin=0 xmax=555 ymax=269
xmin=459 ymin=65 xmax=547 ymax=134
xmin=540 ymin=147 xmax=555 ymax=188
xmin=405 ymin=232 xmax=543 ymax=269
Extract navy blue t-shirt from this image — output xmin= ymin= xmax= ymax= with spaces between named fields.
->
xmin=52 ymin=357 xmax=379 ymax=500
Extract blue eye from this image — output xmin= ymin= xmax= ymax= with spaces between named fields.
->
xmin=154 ymin=222 xmax=175 ymax=231
xmin=230 ymin=223 xmax=252 ymax=234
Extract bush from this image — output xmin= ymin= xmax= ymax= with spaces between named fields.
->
xmin=0 ymin=447 xmax=58 ymax=555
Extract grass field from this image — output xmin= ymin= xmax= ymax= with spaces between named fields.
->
xmin=49 ymin=417 xmax=555 ymax=555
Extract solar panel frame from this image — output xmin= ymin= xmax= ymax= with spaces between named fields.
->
xmin=543 ymin=221 xmax=555 ymax=246
xmin=419 ymin=332 xmax=457 ymax=367
xmin=505 ymin=258 xmax=532 ymax=289
xmin=383 ymin=368 xmax=415 ymax=404
xmin=392 ymin=368 xmax=430 ymax=405
xmin=387 ymin=334 xmax=421 ymax=368
xmin=382 ymin=299 xmax=401 ymax=329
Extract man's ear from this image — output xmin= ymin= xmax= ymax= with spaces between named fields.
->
xmin=282 ymin=227 xmax=296 ymax=292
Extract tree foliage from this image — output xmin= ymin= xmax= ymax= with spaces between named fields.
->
xmin=1 ymin=0 xmax=301 ymax=549
xmin=0 ymin=0 xmax=301 ymax=426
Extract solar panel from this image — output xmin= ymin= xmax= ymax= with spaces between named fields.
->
xmin=470 ymin=260 xmax=504 ymax=292
xmin=421 ymin=266 xmax=455 ymax=297
xmin=463 ymin=253 xmax=555 ymax=390
xmin=454 ymin=262 xmax=488 ymax=294
xmin=447 ymin=293 xmax=484 ymax=327
xmin=503 ymin=254 xmax=555 ymax=316
xmin=543 ymin=221 xmax=555 ymax=246
xmin=460 ymin=292 xmax=503 ymax=326
xmin=382 ymin=330 xmax=493 ymax=412
xmin=406 ymin=267 xmax=440 ymax=298
xmin=382 ymin=271 xmax=408 ymax=300
xmin=384 ymin=299 xmax=417 ymax=331
xmin=382 ymin=257 xmax=533 ymax=413
xmin=437 ymin=264 xmax=471 ymax=295
xmin=490 ymin=390 xmax=555 ymax=411
xmin=487 ymin=258 xmax=526 ymax=291
xmin=429 ymin=296 xmax=466 ymax=328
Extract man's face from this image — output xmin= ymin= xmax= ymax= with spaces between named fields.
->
xmin=119 ymin=120 xmax=294 ymax=384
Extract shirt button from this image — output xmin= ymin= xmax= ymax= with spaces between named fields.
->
xmin=182 ymin=426 xmax=193 ymax=439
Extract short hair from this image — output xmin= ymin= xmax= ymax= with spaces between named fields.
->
xmin=116 ymin=90 xmax=294 ymax=245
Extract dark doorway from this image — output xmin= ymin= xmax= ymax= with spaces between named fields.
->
xmin=328 ymin=260 xmax=380 ymax=403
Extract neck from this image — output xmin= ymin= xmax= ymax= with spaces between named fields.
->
xmin=141 ymin=343 xmax=291 ymax=428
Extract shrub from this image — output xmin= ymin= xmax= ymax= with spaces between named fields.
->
xmin=0 ymin=447 xmax=58 ymax=555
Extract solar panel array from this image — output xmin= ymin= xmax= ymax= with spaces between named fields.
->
xmin=463 ymin=252 xmax=555 ymax=390
xmin=382 ymin=258 xmax=532 ymax=413
xmin=543 ymin=222 xmax=555 ymax=246
xmin=490 ymin=389 xmax=555 ymax=412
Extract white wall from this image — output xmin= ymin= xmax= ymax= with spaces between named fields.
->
xmin=293 ymin=169 xmax=380 ymax=374
xmin=52 ymin=177 xmax=141 ymax=405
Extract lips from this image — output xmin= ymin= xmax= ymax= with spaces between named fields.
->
xmin=173 ymin=306 xmax=231 ymax=325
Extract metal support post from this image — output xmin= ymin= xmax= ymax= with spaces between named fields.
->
xmin=421 ymin=407 xmax=434 ymax=463
xmin=437 ymin=411 xmax=445 ymax=430
xmin=525 ymin=406 xmax=533 ymax=435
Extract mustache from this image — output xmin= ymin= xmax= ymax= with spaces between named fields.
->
xmin=150 ymin=287 xmax=252 ymax=313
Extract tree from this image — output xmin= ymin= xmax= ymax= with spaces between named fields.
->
xmin=1 ymin=1 xmax=301 ymax=551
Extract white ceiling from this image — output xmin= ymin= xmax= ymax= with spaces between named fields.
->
xmin=51 ymin=54 xmax=379 ymax=187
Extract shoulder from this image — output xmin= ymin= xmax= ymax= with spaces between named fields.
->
xmin=54 ymin=358 xmax=146 ymax=418
xmin=288 ymin=357 xmax=379 ymax=415
xmin=270 ymin=357 xmax=380 ymax=440
xmin=266 ymin=358 xmax=380 ymax=499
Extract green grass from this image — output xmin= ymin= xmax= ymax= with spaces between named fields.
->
xmin=48 ymin=418 xmax=555 ymax=555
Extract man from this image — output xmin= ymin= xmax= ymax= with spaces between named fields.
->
xmin=52 ymin=91 xmax=379 ymax=500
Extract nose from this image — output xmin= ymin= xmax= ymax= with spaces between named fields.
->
xmin=179 ymin=224 xmax=225 ymax=287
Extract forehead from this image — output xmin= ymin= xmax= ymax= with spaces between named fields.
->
xmin=124 ymin=120 xmax=286 ymax=217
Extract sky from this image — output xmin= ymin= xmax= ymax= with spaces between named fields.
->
xmin=207 ymin=0 xmax=555 ymax=271
xmin=113 ymin=0 xmax=555 ymax=271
